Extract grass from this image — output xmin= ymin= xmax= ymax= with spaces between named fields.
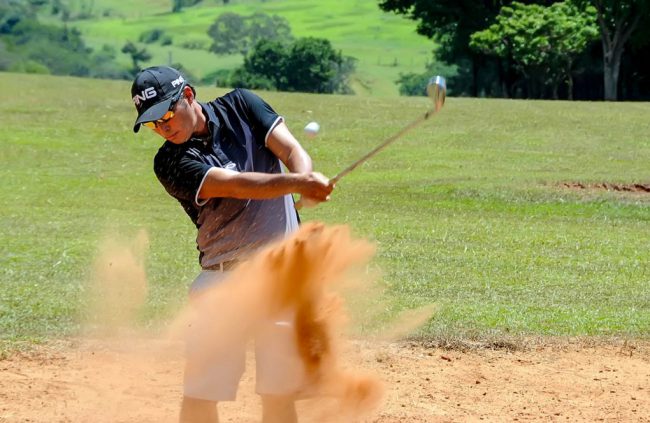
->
xmin=39 ymin=0 xmax=434 ymax=97
xmin=1 ymin=72 xmax=650 ymax=351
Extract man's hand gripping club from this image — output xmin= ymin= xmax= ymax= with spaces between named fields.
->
xmin=296 ymin=172 xmax=334 ymax=209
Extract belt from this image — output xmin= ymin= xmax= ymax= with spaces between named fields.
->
xmin=205 ymin=259 xmax=240 ymax=272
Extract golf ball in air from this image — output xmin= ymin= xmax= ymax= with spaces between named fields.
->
xmin=304 ymin=121 xmax=320 ymax=137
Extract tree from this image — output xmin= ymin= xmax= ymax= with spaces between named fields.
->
xmin=378 ymin=0 xmax=502 ymax=96
xmin=328 ymin=56 xmax=357 ymax=95
xmin=284 ymin=37 xmax=345 ymax=93
xmin=229 ymin=67 xmax=276 ymax=90
xmin=172 ymin=0 xmax=202 ymax=13
xmin=0 ymin=4 xmax=132 ymax=79
xmin=378 ymin=0 xmax=558 ymax=96
xmin=50 ymin=0 xmax=70 ymax=21
xmin=227 ymin=37 xmax=355 ymax=94
xmin=242 ymin=39 xmax=288 ymax=88
xmin=395 ymin=72 xmax=431 ymax=96
xmin=5 ymin=19 xmax=95 ymax=76
xmin=572 ymin=0 xmax=650 ymax=100
xmin=247 ymin=12 xmax=293 ymax=52
xmin=470 ymin=2 xmax=598 ymax=99
xmin=0 ymin=0 xmax=34 ymax=33
xmin=0 ymin=38 xmax=16 ymax=70
xmin=207 ymin=12 xmax=247 ymax=54
xmin=207 ymin=12 xmax=293 ymax=55
xmin=122 ymin=41 xmax=151 ymax=74
xmin=139 ymin=28 xmax=172 ymax=45
xmin=89 ymin=44 xmax=130 ymax=79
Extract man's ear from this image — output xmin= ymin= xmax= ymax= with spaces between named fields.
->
xmin=183 ymin=85 xmax=195 ymax=102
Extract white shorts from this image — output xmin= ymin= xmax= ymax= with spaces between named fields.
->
xmin=183 ymin=270 xmax=306 ymax=401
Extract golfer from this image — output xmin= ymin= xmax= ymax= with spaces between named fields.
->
xmin=130 ymin=65 xmax=334 ymax=423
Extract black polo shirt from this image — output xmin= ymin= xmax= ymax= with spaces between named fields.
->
xmin=153 ymin=89 xmax=299 ymax=269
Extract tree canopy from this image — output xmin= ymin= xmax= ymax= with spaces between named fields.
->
xmin=227 ymin=37 xmax=355 ymax=94
xmin=378 ymin=0 xmax=543 ymax=95
xmin=0 ymin=0 xmax=130 ymax=78
xmin=380 ymin=0 xmax=650 ymax=100
xmin=470 ymin=1 xmax=598 ymax=98
xmin=207 ymin=12 xmax=293 ymax=55
xmin=171 ymin=0 xmax=202 ymax=13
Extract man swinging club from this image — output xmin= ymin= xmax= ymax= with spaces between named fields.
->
xmin=130 ymin=65 xmax=334 ymax=423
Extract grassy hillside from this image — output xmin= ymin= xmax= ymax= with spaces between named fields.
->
xmin=46 ymin=0 xmax=434 ymax=97
xmin=2 ymin=72 xmax=650 ymax=348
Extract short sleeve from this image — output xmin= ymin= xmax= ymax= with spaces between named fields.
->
xmin=154 ymin=148 xmax=212 ymax=203
xmin=237 ymin=89 xmax=283 ymax=143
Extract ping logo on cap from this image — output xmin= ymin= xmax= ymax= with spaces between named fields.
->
xmin=131 ymin=75 xmax=184 ymax=107
xmin=171 ymin=75 xmax=184 ymax=88
xmin=132 ymin=87 xmax=157 ymax=106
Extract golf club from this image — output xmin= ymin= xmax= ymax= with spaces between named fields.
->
xmin=297 ymin=75 xmax=447 ymax=209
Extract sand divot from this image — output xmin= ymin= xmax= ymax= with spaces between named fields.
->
xmin=77 ymin=223 xmax=431 ymax=421
xmin=171 ymin=222 xmax=386 ymax=420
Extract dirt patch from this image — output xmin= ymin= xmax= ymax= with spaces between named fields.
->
xmin=1 ymin=339 xmax=649 ymax=422
xmin=561 ymin=182 xmax=650 ymax=194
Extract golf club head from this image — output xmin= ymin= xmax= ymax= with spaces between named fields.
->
xmin=427 ymin=76 xmax=446 ymax=112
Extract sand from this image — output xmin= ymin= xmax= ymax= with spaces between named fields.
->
xmin=2 ymin=223 xmax=648 ymax=421
xmin=1 ymin=339 xmax=648 ymax=422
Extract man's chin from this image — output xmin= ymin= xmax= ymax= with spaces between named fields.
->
xmin=167 ymin=133 xmax=187 ymax=144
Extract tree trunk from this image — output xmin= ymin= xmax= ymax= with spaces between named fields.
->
xmin=566 ymin=60 xmax=574 ymax=101
xmin=471 ymin=56 xmax=478 ymax=97
xmin=498 ymin=59 xmax=509 ymax=98
xmin=595 ymin=3 xmax=641 ymax=101
xmin=552 ymin=83 xmax=559 ymax=100
xmin=602 ymin=40 xmax=624 ymax=101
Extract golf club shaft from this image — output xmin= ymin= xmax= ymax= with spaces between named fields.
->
xmin=295 ymin=75 xmax=446 ymax=210
xmin=295 ymin=109 xmax=436 ymax=210
xmin=332 ymin=108 xmax=436 ymax=184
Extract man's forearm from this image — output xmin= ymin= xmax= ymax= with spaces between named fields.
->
xmin=198 ymin=168 xmax=331 ymax=201
xmin=199 ymin=169 xmax=302 ymax=200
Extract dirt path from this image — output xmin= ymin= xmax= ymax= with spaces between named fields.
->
xmin=1 ymin=339 xmax=648 ymax=422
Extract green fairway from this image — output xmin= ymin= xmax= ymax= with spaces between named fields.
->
xmin=1 ymin=72 xmax=649 ymax=349
xmin=41 ymin=0 xmax=434 ymax=97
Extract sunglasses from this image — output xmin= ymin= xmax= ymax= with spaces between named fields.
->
xmin=143 ymin=88 xmax=185 ymax=129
